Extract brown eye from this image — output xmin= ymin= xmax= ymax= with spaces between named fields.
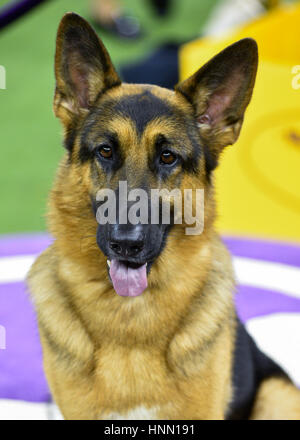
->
xmin=160 ymin=150 xmax=177 ymax=165
xmin=98 ymin=145 xmax=112 ymax=159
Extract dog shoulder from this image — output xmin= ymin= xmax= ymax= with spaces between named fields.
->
xmin=27 ymin=245 xmax=57 ymax=298
xmin=27 ymin=244 xmax=94 ymax=369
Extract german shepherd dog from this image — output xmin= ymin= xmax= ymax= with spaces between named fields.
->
xmin=28 ymin=13 xmax=300 ymax=420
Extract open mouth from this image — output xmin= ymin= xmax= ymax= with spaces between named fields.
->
xmin=107 ymin=259 xmax=148 ymax=297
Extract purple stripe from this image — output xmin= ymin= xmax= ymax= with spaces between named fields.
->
xmin=0 ymin=233 xmax=52 ymax=257
xmin=0 ymin=282 xmax=50 ymax=402
xmin=235 ymin=285 xmax=300 ymax=323
xmin=1 ymin=234 xmax=300 ymax=266
xmin=224 ymin=236 xmax=300 ymax=268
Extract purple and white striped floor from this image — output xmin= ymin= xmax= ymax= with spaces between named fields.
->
xmin=0 ymin=234 xmax=299 ymax=418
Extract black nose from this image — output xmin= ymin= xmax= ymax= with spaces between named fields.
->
xmin=109 ymin=226 xmax=145 ymax=259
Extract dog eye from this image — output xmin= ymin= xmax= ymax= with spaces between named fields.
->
xmin=97 ymin=145 xmax=113 ymax=159
xmin=160 ymin=150 xmax=177 ymax=165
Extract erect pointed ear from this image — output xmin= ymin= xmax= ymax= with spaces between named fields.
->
xmin=175 ymin=38 xmax=258 ymax=165
xmin=54 ymin=13 xmax=121 ymax=121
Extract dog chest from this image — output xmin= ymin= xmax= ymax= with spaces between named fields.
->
xmin=95 ymin=344 xmax=175 ymax=413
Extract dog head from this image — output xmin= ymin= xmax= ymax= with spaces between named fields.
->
xmin=53 ymin=13 xmax=258 ymax=297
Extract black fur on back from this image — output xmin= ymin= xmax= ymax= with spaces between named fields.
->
xmin=227 ymin=318 xmax=289 ymax=420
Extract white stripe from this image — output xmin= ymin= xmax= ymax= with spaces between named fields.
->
xmin=233 ymin=257 xmax=300 ymax=300
xmin=0 ymin=254 xmax=300 ymax=301
xmin=0 ymin=255 xmax=36 ymax=283
xmin=246 ymin=313 xmax=300 ymax=387
xmin=0 ymin=399 xmax=49 ymax=420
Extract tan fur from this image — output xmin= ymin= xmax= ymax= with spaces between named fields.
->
xmin=29 ymin=231 xmax=235 ymax=419
xmin=28 ymin=135 xmax=234 ymax=419
xmin=250 ymin=377 xmax=300 ymax=420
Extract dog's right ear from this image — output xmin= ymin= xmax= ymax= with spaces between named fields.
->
xmin=54 ymin=13 xmax=121 ymax=123
xmin=175 ymin=39 xmax=258 ymax=168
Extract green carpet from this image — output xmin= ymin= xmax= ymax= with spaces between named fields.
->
xmin=0 ymin=0 xmax=219 ymax=233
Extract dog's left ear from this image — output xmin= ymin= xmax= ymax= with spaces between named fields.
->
xmin=175 ymin=38 xmax=258 ymax=163
xmin=54 ymin=12 xmax=121 ymax=121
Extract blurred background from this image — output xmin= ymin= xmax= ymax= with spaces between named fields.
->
xmin=0 ymin=0 xmax=300 ymax=419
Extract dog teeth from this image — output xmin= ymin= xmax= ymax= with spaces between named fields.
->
xmin=107 ymin=260 xmax=111 ymax=268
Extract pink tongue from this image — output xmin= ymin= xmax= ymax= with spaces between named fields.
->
xmin=109 ymin=259 xmax=148 ymax=297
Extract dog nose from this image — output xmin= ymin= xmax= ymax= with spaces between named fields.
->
xmin=109 ymin=226 xmax=145 ymax=258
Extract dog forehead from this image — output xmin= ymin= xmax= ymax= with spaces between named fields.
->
xmin=81 ymin=85 xmax=197 ymax=158
xmin=113 ymin=90 xmax=173 ymax=134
